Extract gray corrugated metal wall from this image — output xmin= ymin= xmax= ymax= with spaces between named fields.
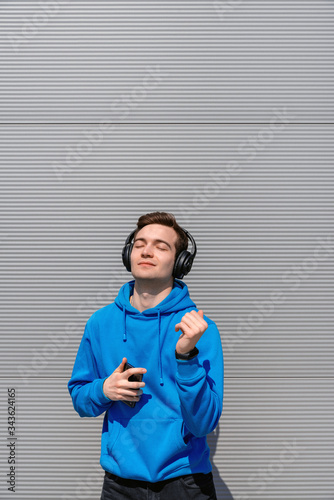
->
xmin=0 ymin=2 xmax=333 ymax=499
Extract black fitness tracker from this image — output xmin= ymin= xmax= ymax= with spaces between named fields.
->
xmin=175 ymin=346 xmax=199 ymax=360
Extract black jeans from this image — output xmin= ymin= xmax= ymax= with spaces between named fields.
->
xmin=100 ymin=470 xmax=217 ymax=500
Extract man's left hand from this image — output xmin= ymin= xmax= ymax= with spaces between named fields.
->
xmin=175 ymin=310 xmax=208 ymax=355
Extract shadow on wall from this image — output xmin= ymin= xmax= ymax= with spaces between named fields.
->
xmin=208 ymin=422 xmax=235 ymax=500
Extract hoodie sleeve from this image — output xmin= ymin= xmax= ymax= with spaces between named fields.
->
xmin=67 ymin=319 xmax=114 ymax=418
xmin=175 ymin=321 xmax=224 ymax=438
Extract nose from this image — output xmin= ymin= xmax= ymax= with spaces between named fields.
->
xmin=141 ymin=244 xmax=154 ymax=257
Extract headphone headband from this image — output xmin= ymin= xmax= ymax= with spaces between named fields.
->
xmin=122 ymin=225 xmax=197 ymax=279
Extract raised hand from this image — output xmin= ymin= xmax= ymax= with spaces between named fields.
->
xmin=175 ymin=310 xmax=208 ymax=355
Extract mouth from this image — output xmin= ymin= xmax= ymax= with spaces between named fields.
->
xmin=138 ymin=262 xmax=156 ymax=267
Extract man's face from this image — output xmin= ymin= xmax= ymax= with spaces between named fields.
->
xmin=130 ymin=224 xmax=178 ymax=282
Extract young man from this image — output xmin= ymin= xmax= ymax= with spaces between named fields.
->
xmin=68 ymin=211 xmax=224 ymax=500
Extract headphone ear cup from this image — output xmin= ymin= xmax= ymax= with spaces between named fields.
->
xmin=173 ymin=250 xmax=193 ymax=279
xmin=122 ymin=242 xmax=133 ymax=272
xmin=172 ymin=252 xmax=182 ymax=279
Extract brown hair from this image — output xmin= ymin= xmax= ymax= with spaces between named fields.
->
xmin=133 ymin=211 xmax=188 ymax=260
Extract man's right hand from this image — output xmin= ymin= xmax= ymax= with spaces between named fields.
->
xmin=102 ymin=357 xmax=147 ymax=403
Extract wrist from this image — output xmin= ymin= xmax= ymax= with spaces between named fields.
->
xmin=102 ymin=380 xmax=111 ymax=400
xmin=175 ymin=346 xmax=199 ymax=360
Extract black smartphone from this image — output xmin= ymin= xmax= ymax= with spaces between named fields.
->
xmin=122 ymin=361 xmax=143 ymax=408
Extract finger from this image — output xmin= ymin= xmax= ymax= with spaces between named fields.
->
xmin=123 ymin=367 xmax=147 ymax=378
xmin=175 ymin=312 xmax=201 ymax=332
xmin=114 ymin=357 xmax=127 ymax=373
xmin=123 ymin=387 xmax=143 ymax=396
xmin=181 ymin=313 xmax=203 ymax=329
xmin=128 ymin=380 xmax=145 ymax=389
xmin=175 ymin=320 xmax=193 ymax=336
xmin=189 ymin=310 xmax=207 ymax=325
xmin=189 ymin=310 xmax=208 ymax=328
xmin=122 ymin=390 xmax=141 ymax=399
xmin=176 ymin=314 xmax=207 ymax=337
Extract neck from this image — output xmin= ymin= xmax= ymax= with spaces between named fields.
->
xmin=130 ymin=278 xmax=174 ymax=312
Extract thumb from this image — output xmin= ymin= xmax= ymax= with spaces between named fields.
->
xmin=114 ymin=357 xmax=127 ymax=373
xmin=198 ymin=309 xmax=204 ymax=318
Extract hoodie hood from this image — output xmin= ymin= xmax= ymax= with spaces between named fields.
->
xmin=114 ymin=278 xmax=197 ymax=386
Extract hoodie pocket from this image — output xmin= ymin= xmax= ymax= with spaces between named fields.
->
xmin=106 ymin=418 xmax=191 ymax=479
xmin=172 ymin=419 xmax=191 ymax=452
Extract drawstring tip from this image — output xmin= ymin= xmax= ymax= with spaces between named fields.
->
xmin=160 ymin=377 xmax=164 ymax=386
xmin=123 ymin=333 xmax=127 ymax=342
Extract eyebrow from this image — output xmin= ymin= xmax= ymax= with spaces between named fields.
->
xmin=134 ymin=237 xmax=173 ymax=250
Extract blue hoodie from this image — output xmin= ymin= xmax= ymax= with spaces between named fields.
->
xmin=68 ymin=278 xmax=224 ymax=482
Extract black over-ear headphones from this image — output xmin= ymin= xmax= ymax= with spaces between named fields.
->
xmin=122 ymin=226 xmax=197 ymax=279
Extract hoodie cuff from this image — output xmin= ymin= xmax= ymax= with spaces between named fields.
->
xmin=91 ymin=377 xmax=113 ymax=406
xmin=176 ymin=355 xmax=204 ymax=380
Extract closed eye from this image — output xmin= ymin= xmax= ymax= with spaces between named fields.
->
xmin=134 ymin=244 xmax=167 ymax=251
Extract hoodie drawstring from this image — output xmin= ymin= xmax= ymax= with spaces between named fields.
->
xmin=157 ymin=309 xmax=164 ymax=386
xmin=122 ymin=305 xmax=127 ymax=342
